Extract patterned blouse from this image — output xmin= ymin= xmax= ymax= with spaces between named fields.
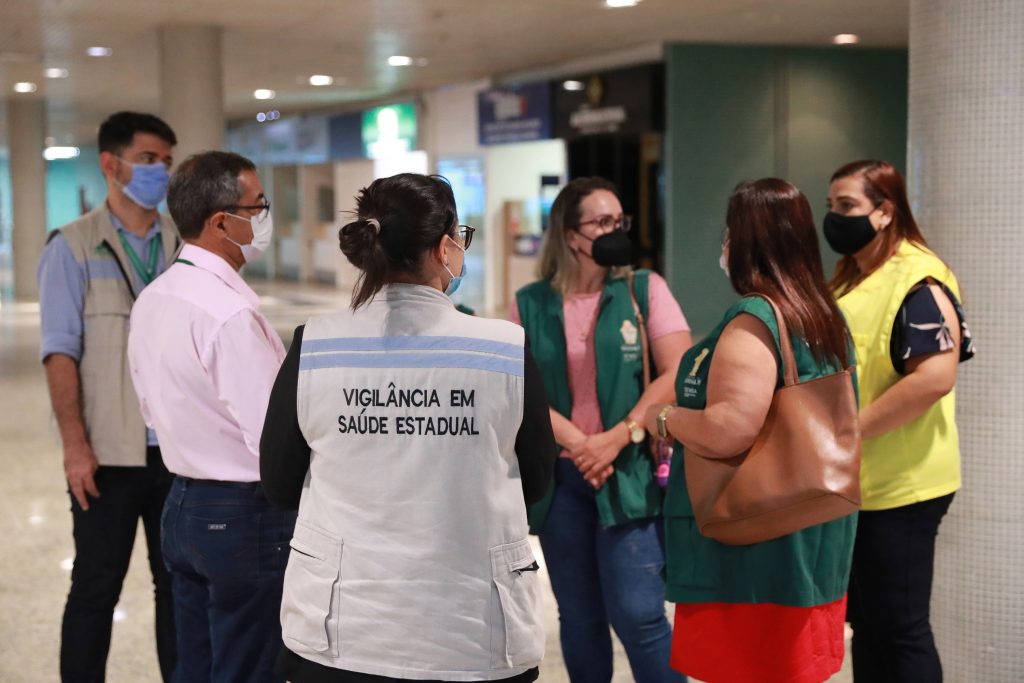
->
xmin=890 ymin=280 xmax=976 ymax=375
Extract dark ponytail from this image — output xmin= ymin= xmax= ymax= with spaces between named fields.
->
xmin=339 ymin=173 xmax=457 ymax=309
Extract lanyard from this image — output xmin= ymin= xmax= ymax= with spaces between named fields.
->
xmin=175 ymin=258 xmax=195 ymax=266
xmin=117 ymin=232 xmax=161 ymax=286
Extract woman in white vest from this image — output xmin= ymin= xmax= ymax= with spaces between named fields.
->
xmin=260 ymin=173 xmax=558 ymax=683
xmin=823 ymin=160 xmax=975 ymax=682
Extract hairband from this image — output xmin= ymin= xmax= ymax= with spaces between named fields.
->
xmin=365 ymin=217 xmax=381 ymax=234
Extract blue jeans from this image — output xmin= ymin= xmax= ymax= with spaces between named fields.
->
xmin=161 ymin=477 xmax=296 ymax=683
xmin=539 ymin=459 xmax=685 ymax=683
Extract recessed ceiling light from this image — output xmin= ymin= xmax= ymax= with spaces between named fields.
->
xmin=86 ymin=46 xmax=112 ymax=57
xmin=45 ymin=67 xmax=69 ymax=79
xmin=13 ymin=82 xmax=37 ymax=93
xmin=606 ymin=0 xmax=641 ymax=7
xmin=256 ymin=112 xmax=267 ymax=123
xmin=268 ymin=110 xmax=280 ymax=120
xmin=388 ymin=55 xmax=414 ymax=67
xmin=253 ymin=88 xmax=276 ymax=100
xmin=309 ymin=74 xmax=334 ymax=86
xmin=832 ymin=33 xmax=859 ymax=45
xmin=43 ymin=146 xmax=81 ymax=161
xmin=563 ymin=80 xmax=585 ymax=91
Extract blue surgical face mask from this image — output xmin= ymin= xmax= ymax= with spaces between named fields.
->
xmin=443 ymin=235 xmax=467 ymax=297
xmin=116 ymin=158 xmax=170 ymax=210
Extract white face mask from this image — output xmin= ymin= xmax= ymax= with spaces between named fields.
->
xmin=225 ymin=211 xmax=274 ymax=263
xmin=719 ymin=249 xmax=730 ymax=278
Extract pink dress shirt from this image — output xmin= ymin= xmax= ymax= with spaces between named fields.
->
xmin=510 ymin=272 xmax=689 ymax=455
xmin=127 ymin=244 xmax=285 ymax=482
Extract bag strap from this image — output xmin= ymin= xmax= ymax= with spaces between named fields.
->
xmin=750 ymin=294 xmax=799 ymax=387
xmin=627 ymin=272 xmax=652 ymax=389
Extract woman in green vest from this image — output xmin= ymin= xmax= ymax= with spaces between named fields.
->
xmin=511 ymin=177 xmax=691 ymax=682
xmin=824 ymin=160 xmax=974 ymax=682
xmin=645 ymin=178 xmax=857 ymax=683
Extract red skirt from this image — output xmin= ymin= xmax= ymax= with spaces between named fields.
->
xmin=670 ymin=596 xmax=847 ymax=683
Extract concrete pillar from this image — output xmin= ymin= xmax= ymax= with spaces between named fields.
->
xmin=8 ymin=99 xmax=47 ymax=301
xmin=158 ymin=25 xmax=224 ymax=162
xmin=908 ymin=1 xmax=1024 ymax=680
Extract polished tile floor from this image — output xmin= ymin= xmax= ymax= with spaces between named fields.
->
xmin=0 ymin=279 xmax=851 ymax=682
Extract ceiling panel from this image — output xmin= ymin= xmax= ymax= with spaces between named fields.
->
xmin=0 ymin=0 xmax=909 ymax=145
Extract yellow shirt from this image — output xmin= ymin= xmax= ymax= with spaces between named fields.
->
xmin=838 ymin=241 xmax=962 ymax=510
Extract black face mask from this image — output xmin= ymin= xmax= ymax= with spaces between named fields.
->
xmin=578 ymin=229 xmax=633 ymax=267
xmin=823 ymin=211 xmax=879 ymax=256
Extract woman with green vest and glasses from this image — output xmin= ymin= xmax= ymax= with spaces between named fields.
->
xmin=824 ymin=160 xmax=974 ymax=682
xmin=645 ymin=179 xmax=858 ymax=683
xmin=510 ymin=177 xmax=691 ymax=683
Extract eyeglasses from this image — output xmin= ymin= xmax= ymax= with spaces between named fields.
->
xmin=577 ymin=214 xmax=632 ymax=233
xmin=456 ymin=224 xmax=476 ymax=250
xmin=227 ymin=200 xmax=271 ymax=222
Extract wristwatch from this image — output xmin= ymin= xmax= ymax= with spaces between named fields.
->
xmin=623 ymin=419 xmax=646 ymax=445
xmin=656 ymin=405 xmax=675 ymax=440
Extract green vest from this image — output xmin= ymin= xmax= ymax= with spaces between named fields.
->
xmin=516 ymin=270 xmax=661 ymax=531
xmin=663 ymin=297 xmax=857 ymax=607
xmin=837 ymin=241 xmax=962 ymax=510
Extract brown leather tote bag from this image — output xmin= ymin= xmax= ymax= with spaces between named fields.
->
xmin=684 ymin=295 xmax=861 ymax=546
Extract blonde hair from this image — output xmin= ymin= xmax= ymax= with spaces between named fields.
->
xmin=537 ymin=177 xmax=631 ymax=294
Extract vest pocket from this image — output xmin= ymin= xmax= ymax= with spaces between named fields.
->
xmin=489 ymin=539 xmax=544 ymax=669
xmin=280 ymin=521 xmax=342 ymax=657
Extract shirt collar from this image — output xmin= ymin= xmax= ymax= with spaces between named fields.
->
xmin=379 ymin=283 xmax=454 ymax=307
xmin=108 ymin=210 xmax=161 ymax=240
xmin=178 ymin=244 xmax=260 ymax=308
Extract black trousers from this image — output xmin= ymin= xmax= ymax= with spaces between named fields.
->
xmin=276 ymin=648 xmax=539 ymax=683
xmin=60 ymin=446 xmax=176 ymax=683
xmin=847 ymin=492 xmax=955 ymax=683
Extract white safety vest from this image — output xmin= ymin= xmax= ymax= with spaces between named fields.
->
xmin=281 ymin=283 xmax=544 ymax=680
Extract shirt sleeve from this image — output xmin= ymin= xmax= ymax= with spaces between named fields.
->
xmin=204 ymin=309 xmax=285 ymax=460
xmin=890 ymin=282 xmax=976 ymax=375
xmin=260 ymin=325 xmax=310 ymax=510
xmin=645 ymin=272 xmax=690 ymax=340
xmin=37 ymin=233 xmax=86 ymax=362
xmin=515 ymin=346 xmax=557 ymax=505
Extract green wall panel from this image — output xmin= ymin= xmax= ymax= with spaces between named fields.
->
xmin=664 ymin=43 xmax=908 ymax=337
xmin=785 ymin=48 xmax=908 ymax=260
xmin=665 ymin=44 xmax=780 ymax=336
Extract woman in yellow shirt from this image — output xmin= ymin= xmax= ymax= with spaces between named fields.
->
xmin=824 ymin=160 xmax=974 ymax=683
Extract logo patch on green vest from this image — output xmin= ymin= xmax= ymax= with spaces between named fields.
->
xmin=689 ymin=348 xmax=710 ymax=377
xmin=620 ymin=319 xmax=641 ymax=361
xmin=620 ymin=319 xmax=638 ymax=346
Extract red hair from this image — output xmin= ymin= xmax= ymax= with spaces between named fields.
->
xmin=829 ymin=160 xmax=928 ymax=296
xmin=726 ymin=178 xmax=851 ymax=368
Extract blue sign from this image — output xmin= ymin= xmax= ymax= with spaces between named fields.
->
xmin=478 ymin=83 xmax=552 ymax=146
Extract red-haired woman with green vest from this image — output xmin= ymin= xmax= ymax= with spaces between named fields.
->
xmin=824 ymin=160 xmax=974 ymax=682
xmin=510 ymin=177 xmax=691 ymax=682
xmin=645 ymin=179 xmax=858 ymax=683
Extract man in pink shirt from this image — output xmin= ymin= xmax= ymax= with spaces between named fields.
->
xmin=127 ymin=151 xmax=293 ymax=683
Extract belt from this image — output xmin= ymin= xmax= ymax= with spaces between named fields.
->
xmin=176 ymin=475 xmax=262 ymax=491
